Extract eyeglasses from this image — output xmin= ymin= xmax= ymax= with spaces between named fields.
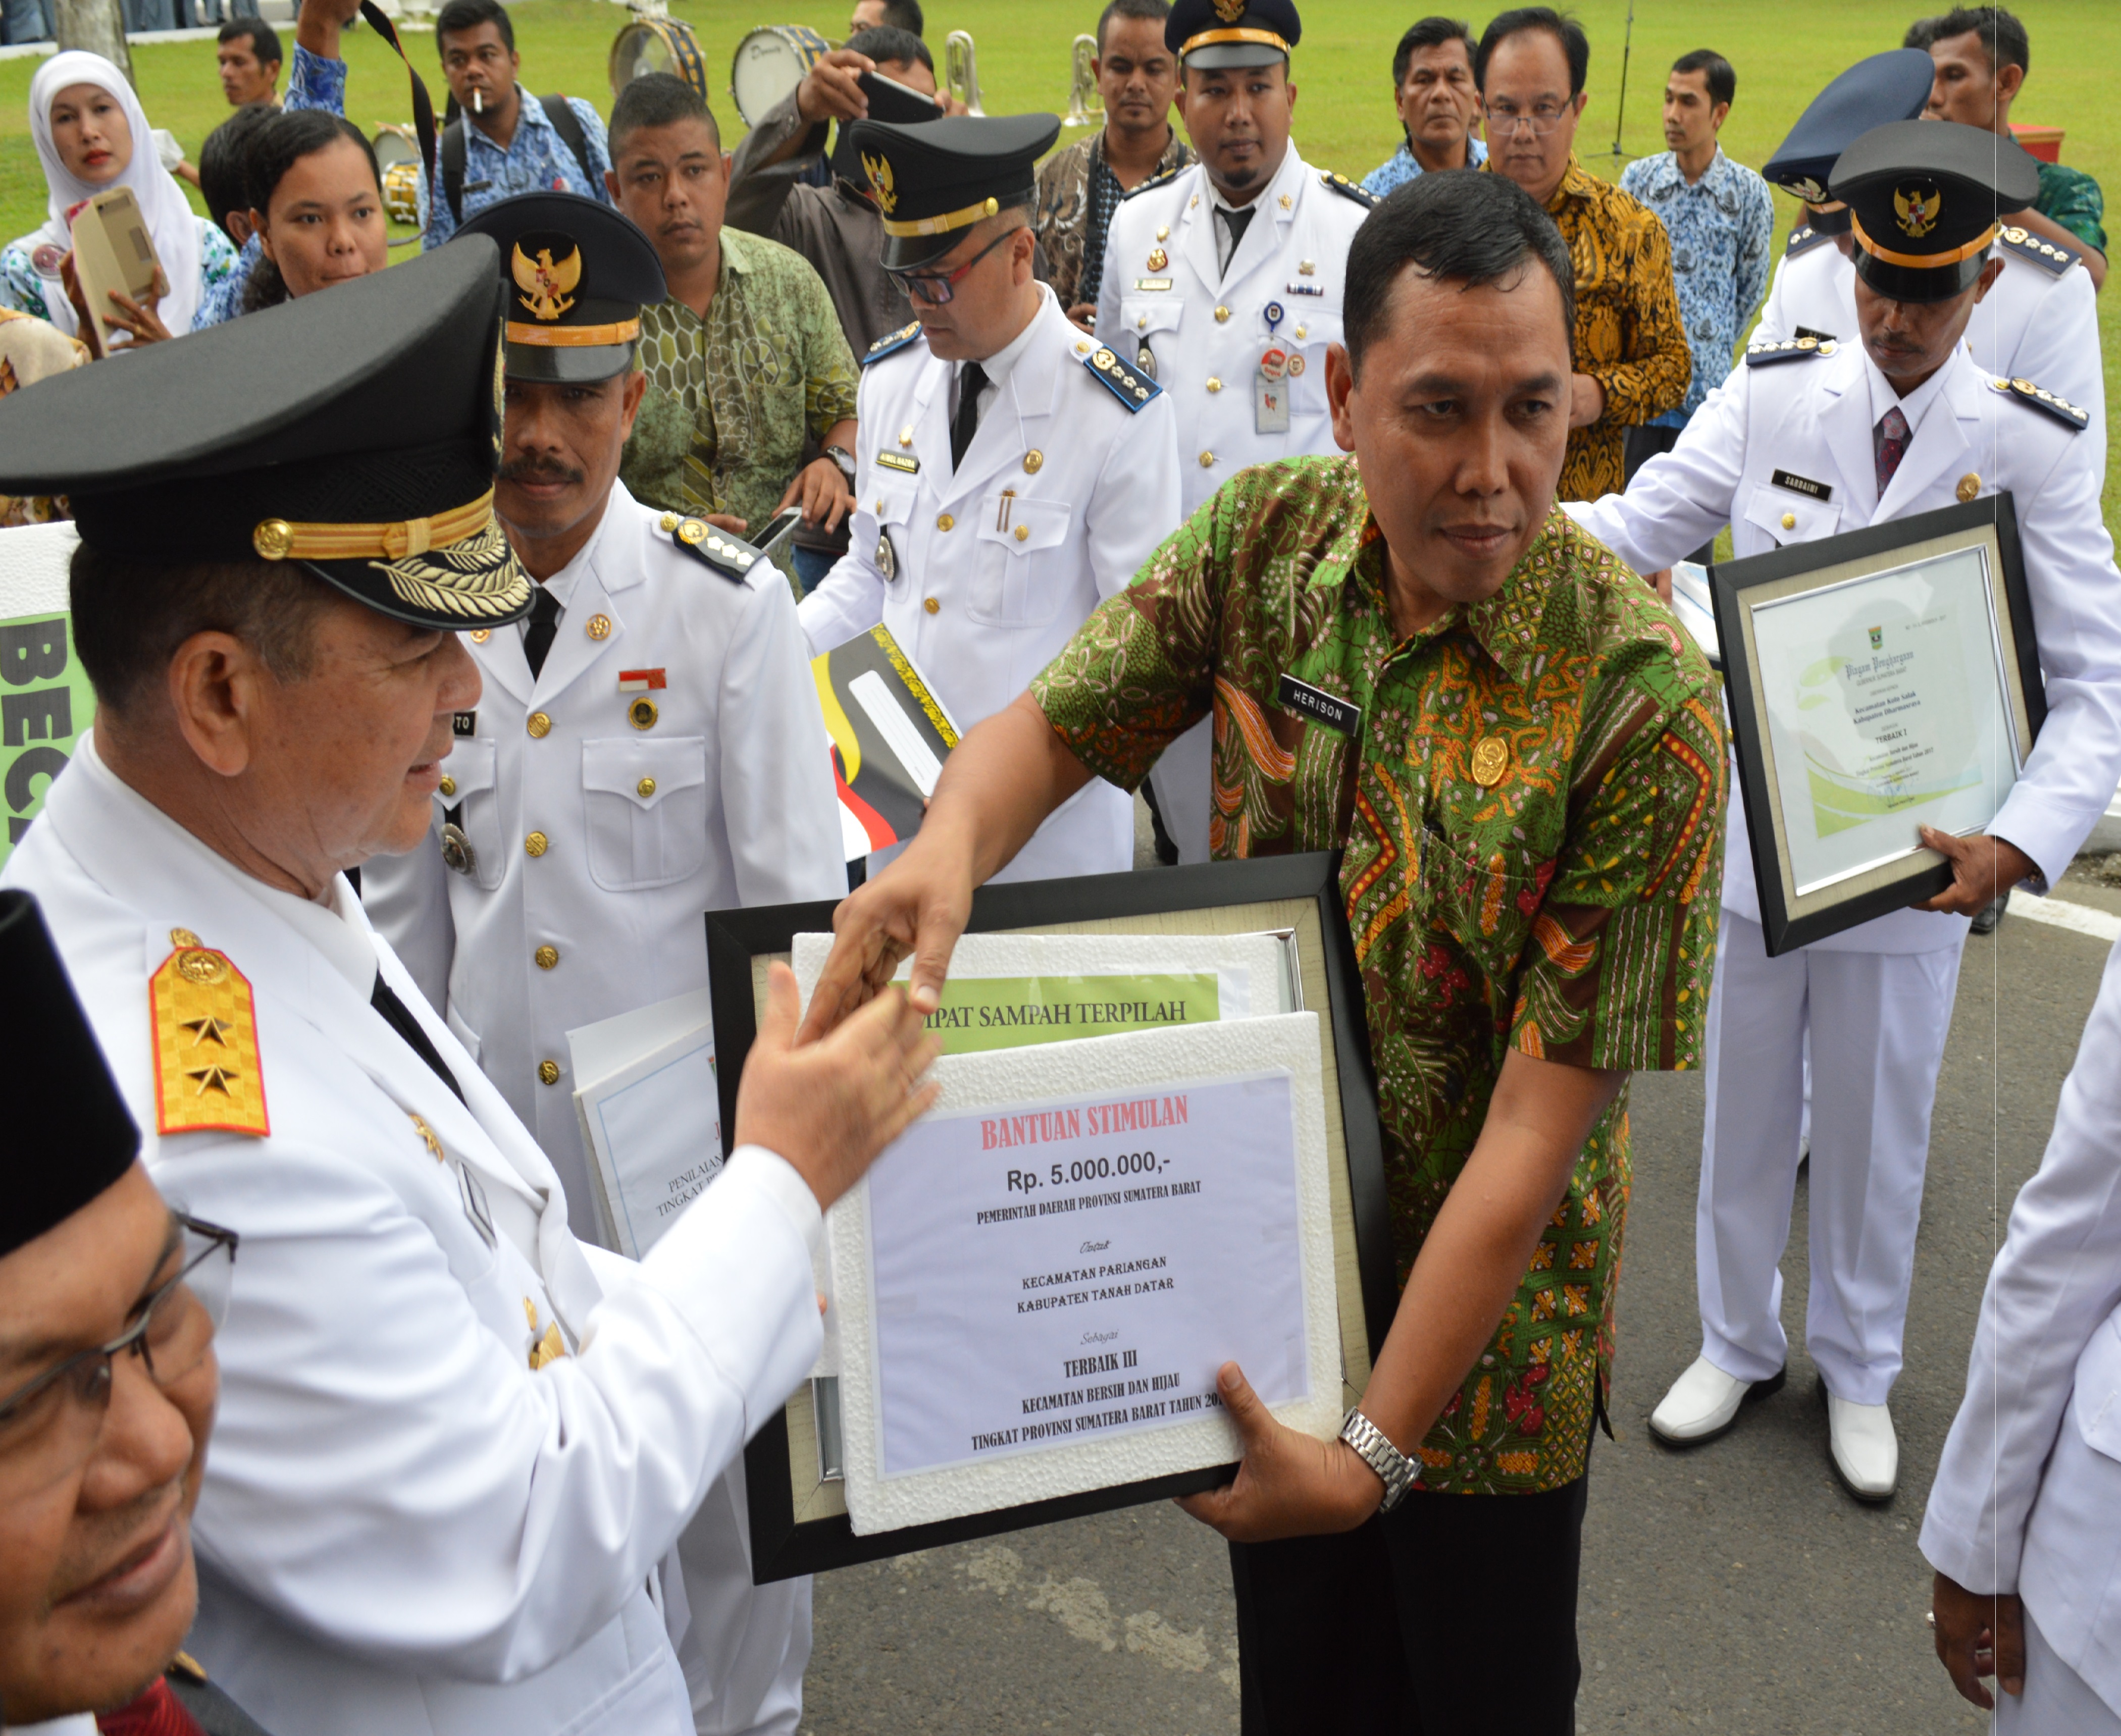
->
xmin=0 ymin=1216 xmax=236 ymax=1497
xmin=885 ymin=226 xmax=1019 ymax=306
xmin=1485 ymin=98 xmax=1574 ymax=136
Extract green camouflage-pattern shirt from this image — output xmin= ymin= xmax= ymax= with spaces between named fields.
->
xmin=2036 ymin=160 xmax=2107 ymax=256
xmin=622 ymin=226 xmax=861 ymax=534
xmin=1030 ymin=457 xmax=1727 ymax=1494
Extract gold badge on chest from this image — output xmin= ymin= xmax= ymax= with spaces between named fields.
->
xmin=1470 ymin=735 xmax=1511 ymax=788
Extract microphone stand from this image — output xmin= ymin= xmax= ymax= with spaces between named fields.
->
xmin=1600 ymin=0 xmax=1637 ymax=167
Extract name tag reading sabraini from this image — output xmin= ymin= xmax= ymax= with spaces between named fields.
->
xmin=1277 ymin=673 xmax=1360 ymax=735
xmin=1771 ymin=469 xmax=1833 ymax=502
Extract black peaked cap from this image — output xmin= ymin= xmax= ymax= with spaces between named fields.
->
xmin=0 ymin=240 xmax=530 ymax=630
xmin=1763 ymin=50 xmax=1936 ymax=203
xmin=455 ymin=191 xmax=667 ymax=384
xmin=0 ymin=891 xmax=138 ymax=1260
xmin=847 ymin=113 xmax=1061 ymax=269
xmin=1833 ymin=120 xmax=2042 ymax=303
xmin=1166 ymin=0 xmax=1300 ymax=68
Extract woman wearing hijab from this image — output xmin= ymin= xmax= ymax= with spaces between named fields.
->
xmin=0 ymin=52 xmax=235 ymax=350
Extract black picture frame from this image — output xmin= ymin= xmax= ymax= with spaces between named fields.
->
xmin=1709 ymin=494 xmax=2046 ymax=956
xmin=708 ymin=852 xmax=1391 ymax=1584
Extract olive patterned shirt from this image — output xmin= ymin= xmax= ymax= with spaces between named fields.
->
xmin=1030 ymin=457 xmax=1727 ymax=1495
xmin=620 ymin=226 xmax=861 ymax=534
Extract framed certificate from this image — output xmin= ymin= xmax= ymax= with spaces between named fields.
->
xmin=1711 ymin=496 xmax=2046 ymax=955
xmin=706 ymin=853 xmax=1393 ymax=1582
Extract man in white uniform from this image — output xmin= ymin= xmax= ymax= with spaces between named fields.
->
xmin=1751 ymin=50 xmax=2104 ymax=476
xmin=1922 ymin=937 xmax=2121 ymax=1732
xmin=800 ymin=112 xmax=1180 ymax=884
xmin=1568 ymin=121 xmax=2121 ymax=1501
xmin=1094 ymin=0 xmax=1374 ymax=864
xmin=359 ymin=193 xmax=846 ymax=1736
xmin=0 ymin=242 xmax=940 ymax=1736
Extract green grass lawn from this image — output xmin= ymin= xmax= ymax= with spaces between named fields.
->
xmin=1 ymin=0 xmax=2114 ymax=530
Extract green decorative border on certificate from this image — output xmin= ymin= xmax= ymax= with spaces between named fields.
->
xmin=1712 ymin=495 xmax=2046 ymax=955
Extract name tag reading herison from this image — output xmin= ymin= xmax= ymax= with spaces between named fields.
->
xmin=1277 ymin=673 xmax=1360 ymax=735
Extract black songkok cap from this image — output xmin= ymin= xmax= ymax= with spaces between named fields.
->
xmin=0 ymin=239 xmax=530 ymax=632
xmin=1763 ymin=50 xmax=1935 ymax=204
xmin=848 ymin=113 xmax=1062 ymax=270
xmin=1833 ymin=119 xmax=2042 ymax=304
xmin=1165 ymin=0 xmax=1300 ymax=69
xmin=0 ymin=891 xmax=137 ymax=1260
xmin=454 ymin=191 xmax=668 ymax=384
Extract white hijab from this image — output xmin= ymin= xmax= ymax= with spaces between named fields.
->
xmin=26 ymin=51 xmax=204 ymax=338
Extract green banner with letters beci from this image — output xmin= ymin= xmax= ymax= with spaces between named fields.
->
xmin=924 ymin=973 xmax=1221 ymax=1056
xmin=1 ymin=609 xmax=92 ymax=870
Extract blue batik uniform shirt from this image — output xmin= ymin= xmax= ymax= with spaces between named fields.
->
xmin=1619 ymin=145 xmax=1773 ymax=425
xmin=1360 ymin=133 xmax=1487 ymax=197
xmin=420 ymin=85 xmax=613 ymax=249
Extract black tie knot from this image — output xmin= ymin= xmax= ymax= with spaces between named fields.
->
xmin=951 ymin=362 xmax=990 ymax=471
xmin=523 ymin=584 xmax=560 ymax=679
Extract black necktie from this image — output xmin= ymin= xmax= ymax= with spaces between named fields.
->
xmin=1215 ymin=203 xmax=1255 ymax=278
xmin=951 ymin=362 xmax=989 ymax=471
xmin=371 ymin=976 xmax=466 ymax=1104
xmin=522 ymin=585 xmax=560 ymax=679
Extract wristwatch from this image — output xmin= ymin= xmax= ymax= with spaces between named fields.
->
xmin=1339 ymin=1406 xmax=1418 ymax=1510
xmin=823 ymin=443 xmax=857 ymax=483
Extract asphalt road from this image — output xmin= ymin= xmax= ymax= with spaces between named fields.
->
xmin=801 ymin=802 xmax=2113 ymax=1734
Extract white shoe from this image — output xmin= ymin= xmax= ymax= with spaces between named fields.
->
xmin=1827 ymin=1394 xmax=1898 ymax=1500
xmin=1649 ymin=1356 xmax=1785 ymax=1445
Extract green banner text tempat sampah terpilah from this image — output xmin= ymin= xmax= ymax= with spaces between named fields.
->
xmin=923 ymin=973 xmax=1221 ymax=1056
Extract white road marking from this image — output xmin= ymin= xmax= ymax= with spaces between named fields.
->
xmin=2007 ymin=889 xmax=2121 ymax=944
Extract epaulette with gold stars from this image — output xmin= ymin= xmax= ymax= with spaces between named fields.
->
xmin=1319 ymin=170 xmax=1379 ymax=208
xmin=862 ymin=322 xmax=923 ymax=366
xmin=658 ymin=511 xmax=759 ymax=581
xmin=1120 ymin=163 xmax=1183 ymax=201
xmin=150 ymin=930 xmax=269 ymax=1137
xmin=1784 ymin=223 xmax=1834 ymax=258
xmin=1989 ymin=374 xmax=2089 ymax=430
xmin=1082 ymin=343 xmax=1161 ymax=411
xmin=1996 ymin=223 xmax=2082 ymax=277
xmin=1744 ymin=334 xmax=1837 ymax=367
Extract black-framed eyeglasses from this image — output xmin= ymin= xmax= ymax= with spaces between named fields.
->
xmin=884 ymin=226 xmax=1019 ymax=306
xmin=0 ymin=1215 xmax=236 ymax=1496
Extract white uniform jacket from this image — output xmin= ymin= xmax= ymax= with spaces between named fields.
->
xmin=1752 ymin=225 xmax=2105 ymax=471
xmin=798 ymin=286 xmax=1180 ymax=883
xmin=1569 ymin=338 xmax=2121 ymax=954
xmin=361 ymin=481 xmax=845 ymax=1238
xmin=1922 ymin=933 xmax=2121 ymax=1715
xmin=0 ymin=735 xmax=824 ymax=1736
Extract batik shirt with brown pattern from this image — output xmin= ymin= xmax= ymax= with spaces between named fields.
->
xmin=1030 ymin=457 xmax=1726 ymax=1494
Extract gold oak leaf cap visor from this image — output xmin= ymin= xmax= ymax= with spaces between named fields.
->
xmin=453 ymin=190 xmax=668 ymax=385
xmin=0 ymin=890 xmax=138 ymax=1258
xmin=0 ymin=239 xmax=531 ymax=630
xmin=847 ymin=113 xmax=1062 ymax=271
xmin=1762 ymin=50 xmax=1934 ymax=203
xmin=1833 ymin=119 xmax=2042 ymax=304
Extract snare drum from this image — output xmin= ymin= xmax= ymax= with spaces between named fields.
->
xmin=372 ymin=125 xmax=424 ymax=226
xmin=609 ymin=15 xmax=709 ymax=104
xmin=729 ymin=24 xmax=831 ymax=127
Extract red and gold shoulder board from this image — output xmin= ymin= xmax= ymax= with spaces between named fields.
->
xmin=149 ymin=930 xmax=269 ymax=1138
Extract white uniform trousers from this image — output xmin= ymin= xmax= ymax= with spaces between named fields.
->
xmin=1995 ymin=1609 xmax=2121 ymax=1734
xmin=665 ymin=1456 xmax=809 ymax=1736
xmin=1696 ymin=913 xmax=1963 ymax=1404
xmin=2010 ymin=1389 xmax=2121 ymax=1731
xmin=1149 ymin=721 xmax=1213 ymax=865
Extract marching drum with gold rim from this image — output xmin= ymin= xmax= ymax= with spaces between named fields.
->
xmin=729 ymin=24 xmax=831 ymax=126
xmin=609 ymin=14 xmax=709 ymax=103
xmin=372 ymin=124 xmax=424 ymax=226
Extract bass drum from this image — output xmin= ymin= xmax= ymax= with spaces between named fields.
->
xmin=729 ymin=24 xmax=830 ymax=126
xmin=372 ymin=124 xmax=424 ymax=226
xmin=608 ymin=15 xmax=709 ymax=104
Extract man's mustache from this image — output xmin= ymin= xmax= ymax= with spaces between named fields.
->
xmin=500 ymin=456 xmax=586 ymax=486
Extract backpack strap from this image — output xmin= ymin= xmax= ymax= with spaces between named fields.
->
xmin=540 ymin=94 xmax=595 ymax=191
xmin=441 ymin=119 xmax=466 ymax=225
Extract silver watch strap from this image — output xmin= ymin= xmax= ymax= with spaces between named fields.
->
xmin=1339 ymin=1406 xmax=1418 ymax=1510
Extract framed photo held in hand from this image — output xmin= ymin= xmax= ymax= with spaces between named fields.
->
xmin=1710 ymin=495 xmax=2046 ymax=956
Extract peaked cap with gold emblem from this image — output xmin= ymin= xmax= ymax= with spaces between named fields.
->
xmin=0 ymin=890 xmax=138 ymax=1258
xmin=846 ymin=113 xmax=1061 ymax=270
xmin=1832 ymin=119 xmax=2041 ymax=304
xmin=1166 ymin=0 xmax=1300 ymax=69
xmin=455 ymin=190 xmax=667 ymax=384
xmin=0 ymin=239 xmax=532 ymax=630
xmin=1762 ymin=50 xmax=1933 ymax=205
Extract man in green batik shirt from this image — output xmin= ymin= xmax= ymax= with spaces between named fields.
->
xmin=799 ymin=170 xmax=1725 ymax=1733
xmin=606 ymin=74 xmax=864 ymax=585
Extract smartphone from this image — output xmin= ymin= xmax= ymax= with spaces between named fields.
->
xmin=752 ymin=505 xmax=807 ymax=567
xmin=70 ymin=187 xmax=162 ymax=356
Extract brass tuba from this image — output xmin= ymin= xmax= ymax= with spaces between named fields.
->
xmin=1063 ymin=33 xmax=1099 ymax=128
xmin=945 ymin=30 xmax=985 ymax=116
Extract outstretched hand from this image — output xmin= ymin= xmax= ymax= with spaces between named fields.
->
xmin=797 ymin=840 xmax=971 ymax=1043
xmin=1931 ymin=1572 xmax=2024 ymax=1710
xmin=1174 ymin=1363 xmax=1383 ymax=1543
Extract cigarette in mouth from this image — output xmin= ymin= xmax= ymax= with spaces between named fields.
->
xmin=473 ymin=87 xmax=484 ymax=114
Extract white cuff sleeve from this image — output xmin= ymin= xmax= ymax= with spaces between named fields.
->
xmin=722 ymin=1143 xmax=822 ymax=1256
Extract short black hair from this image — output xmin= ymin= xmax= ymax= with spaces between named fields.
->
xmin=217 ymin=17 xmax=280 ymax=67
xmin=609 ymin=72 xmax=720 ymax=155
xmin=199 ymin=101 xmax=275 ymax=234
xmin=241 ymin=110 xmax=382 ymax=313
xmin=1475 ymin=7 xmax=1589 ymax=97
xmin=1670 ymin=47 xmax=1734 ymax=110
xmin=1392 ymin=16 xmax=1476 ymax=88
xmin=1909 ymin=6 xmax=2029 ymax=75
xmin=1343 ymin=168 xmax=1575 ymax=378
xmin=866 ymin=0 xmax=923 ymax=36
xmin=847 ymin=24 xmax=933 ymax=75
xmin=1096 ymin=0 xmax=1169 ymax=54
xmin=435 ymin=0 xmax=513 ymax=55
